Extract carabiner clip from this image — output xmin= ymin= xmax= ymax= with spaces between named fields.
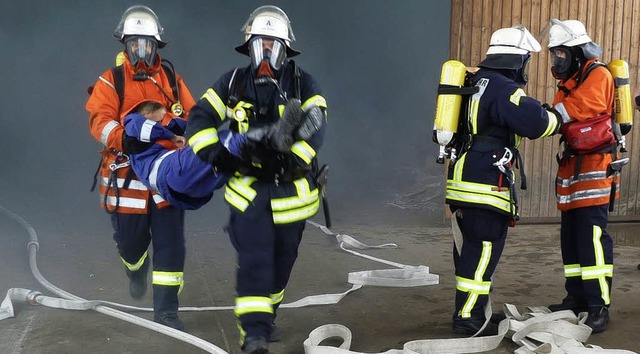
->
xmin=493 ymin=147 xmax=513 ymax=175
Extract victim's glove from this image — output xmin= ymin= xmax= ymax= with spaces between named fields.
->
xmin=294 ymin=106 xmax=325 ymax=140
xmin=122 ymin=131 xmax=153 ymax=155
xmin=218 ymin=130 xmax=249 ymax=159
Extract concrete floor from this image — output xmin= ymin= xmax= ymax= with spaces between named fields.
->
xmin=1 ymin=205 xmax=640 ymax=354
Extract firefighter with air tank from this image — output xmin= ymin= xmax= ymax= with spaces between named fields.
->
xmin=433 ymin=25 xmax=562 ymax=336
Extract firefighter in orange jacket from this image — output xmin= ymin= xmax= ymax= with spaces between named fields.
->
xmin=545 ymin=19 xmax=617 ymax=334
xmin=85 ymin=5 xmax=196 ymax=330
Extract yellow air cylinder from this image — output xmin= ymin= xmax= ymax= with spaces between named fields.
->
xmin=116 ymin=51 xmax=126 ymax=66
xmin=434 ymin=60 xmax=467 ymax=146
xmin=607 ymin=59 xmax=633 ymax=128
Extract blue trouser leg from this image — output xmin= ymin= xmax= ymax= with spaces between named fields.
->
xmin=228 ymin=196 xmax=305 ymax=341
xmin=561 ymin=205 xmax=613 ymax=308
xmin=111 ymin=200 xmax=185 ymax=314
xmin=453 ymin=208 xmax=509 ymax=320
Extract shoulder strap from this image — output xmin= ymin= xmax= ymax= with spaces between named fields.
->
xmin=291 ymin=60 xmax=301 ymax=99
xmin=112 ymin=65 xmax=125 ymax=112
xmin=228 ymin=67 xmax=250 ymax=105
xmin=577 ymin=61 xmax=606 ymax=87
xmin=161 ymin=59 xmax=179 ymax=101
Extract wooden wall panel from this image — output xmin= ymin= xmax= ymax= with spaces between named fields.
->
xmin=449 ymin=0 xmax=640 ymax=221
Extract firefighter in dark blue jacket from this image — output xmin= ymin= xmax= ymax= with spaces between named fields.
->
xmin=184 ymin=5 xmax=327 ymax=354
xmin=445 ymin=25 xmax=561 ymax=336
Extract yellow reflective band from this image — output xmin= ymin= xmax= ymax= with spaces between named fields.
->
xmin=541 ymin=111 xmax=560 ymax=138
xmin=270 ymin=289 xmax=285 ymax=304
xmin=469 ymin=98 xmax=480 ymax=134
xmin=238 ymin=121 xmax=250 ymax=134
xmin=152 ymin=271 xmax=184 ymax=286
xmin=301 ymin=95 xmax=327 ymax=111
xmin=581 ymin=265 xmax=613 ymax=279
xmin=509 ymin=88 xmax=526 ymax=106
xmin=234 ymin=296 xmax=273 ymax=316
xmin=514 ymin=134 xmax=522 ymax=148
xmin=453 ymin=153 xmax=466 ymax=181
xmin=593 ymin=225 xmax=605 ymax=265
xmin=121 ymin=251 xmax=148 ymax=272
xmin=272 ymin=198 xmax=320 ymax=224
xmin=564 ymin=264 xmax=582 ymax=277
xmin=455 ymin=276 xmax=492 ymax=294
xmin=279 ymin=104 xmax=285 ymax=117
xmin=237 ymin=321 xmax=247 ymax=347
xmin=294 ymin=178 xmax=311 ymax=196
xmin=590 ymin=224 xmax=612 ymax=305
xmin=446 ymin=191 xmax=512 ymax=213
xmin=474 ymin=241 xmax=492 ymax=281
xmin=225 ymin=187 xmax=250 ymax=212
xmin=228 ymin=176 xmax=257 ymax=201
xmin=189 ymin=128 xmax=219 ymax=154
xmin=201 ymin=88 xmax=226 ymax=120
xmin=459 ymin=293 xmax=479 ymax=318
xmin=271 ymin=190 xmax=319 ymax=211
xmin=291 ymin=141 xmax=316 ymax=164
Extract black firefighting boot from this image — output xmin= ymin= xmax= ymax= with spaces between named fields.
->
xmin=125 ymin=257 xmax=149 ymax=299
xmin=153 ymin=285 xmax=184 ymax=331
xmin=269 ymin=322 xmax=281 ymax=342
xmin=585 ymin=306 xmax=609 ymax=334
xmin=548 ymin=294 xmax=588 ymax=314
xmin=242 ymin=336 xmax=269 ymax=354
xmin=452 ymin=316 xmax=498 ymax=337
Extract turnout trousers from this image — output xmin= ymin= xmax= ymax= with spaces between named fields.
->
xmin=110 ymin=199 xmax=185 ymax=313
xmin=453 ymin=207 xmax=509 ymax=320
xmin=226 ymin=184 xmax=306 ymax=343
xmin=560 ymin=204 xmax=613 ymax=308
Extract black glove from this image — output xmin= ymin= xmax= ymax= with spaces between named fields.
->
xmin=268 ymin=98 xmax=304 ymax=152
xmin=294 ymin=106 xmax=325 ymax=140
xmin=542 ymin=103 xmax=563 ymax=135
xmin=122 ymin=132 xmax=153 ymax=155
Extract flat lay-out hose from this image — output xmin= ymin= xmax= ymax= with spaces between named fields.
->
xmin=1 ymin=205 xmax=636 ymax=353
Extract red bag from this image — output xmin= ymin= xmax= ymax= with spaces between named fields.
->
xmin=561 ymin=113 xmax=616 ymax=153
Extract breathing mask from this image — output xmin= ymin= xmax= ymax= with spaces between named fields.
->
xmin=249 ymin=36 xmax=286 ymax=78
xmin=125 ymin=36 xmax=158 ymax=68
xmin=550 ymin=46 xmax=580 ymax=80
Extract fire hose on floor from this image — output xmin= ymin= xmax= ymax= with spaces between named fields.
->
xmin=1 ymin=205 xmax=637 ymax=353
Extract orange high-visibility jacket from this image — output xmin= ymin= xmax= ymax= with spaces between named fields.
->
xmin=553 ymin=59 xmax=618 ymax=211
xmin=86 ymin=55 xmax=196 ymax=214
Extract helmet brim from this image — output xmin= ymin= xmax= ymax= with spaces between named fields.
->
xmin=479 ymin=54 xmax=526 ymax=70
xmin=234 ymin=40 xmax=300 ymax=57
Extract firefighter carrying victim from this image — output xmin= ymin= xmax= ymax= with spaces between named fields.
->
xmin=183 ymin=5 xmax=328 ymax=354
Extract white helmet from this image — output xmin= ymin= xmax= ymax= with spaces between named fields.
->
xmin=113 ymin=5 xmax=166 ymax=48
xmin=548 ymin=19 xmax=592 ymax=48
xmin=235 ymin=5 xmax=300 ymax=57
xmin=486 ymin=25 xmax=541 ymax=55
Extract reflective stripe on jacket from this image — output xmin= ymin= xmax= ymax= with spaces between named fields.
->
xmin=445 ymin=68 xmax=559 ymax=216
